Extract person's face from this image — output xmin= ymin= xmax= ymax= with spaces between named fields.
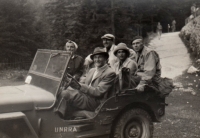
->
xmin=116 ymin=50 xmax=127 ymax=61
xmin=132 ymin=39 xmax=144 ymax=52
xmin=65 ymin=43 xmax=76 ymax=54
xmin=93 ymin=54 xmax=107 ymax=68
xmin=102 ymin=39 xmax=113 ymax=48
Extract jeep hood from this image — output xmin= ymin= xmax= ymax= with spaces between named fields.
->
xmin=0 ymin=84 xmax=55 ymax=113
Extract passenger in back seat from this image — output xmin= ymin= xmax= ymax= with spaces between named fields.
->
xmin=113 ymin=43 xmax=137 ymax=76
xmin=131 ymin=36 xmax=161 ymax=92
xmin=56 ymin=47 xmax=116 ymax=117
xmin=113 ymin=43 xmax=139 ymax=89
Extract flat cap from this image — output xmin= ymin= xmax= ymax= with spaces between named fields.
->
xmin=101 ymin=34 xmax=115 ymax=40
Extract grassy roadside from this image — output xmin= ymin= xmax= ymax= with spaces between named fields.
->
xmin=154 ymin=63 xmax=200 ymax=138
xmin=0 ymin=69 xmax=27 ymax=86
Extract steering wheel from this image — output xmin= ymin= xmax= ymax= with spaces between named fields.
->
xmin=63 ymin=73 xmax=81 ymax=90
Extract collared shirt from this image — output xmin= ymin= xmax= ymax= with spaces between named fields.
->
xmin=89 ymin=64 xmax=107 ymax=86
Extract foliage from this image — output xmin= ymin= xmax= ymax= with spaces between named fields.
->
xmin=45 ymin=0 xmax=142 ymax=56
xmin=0 ymin=0 xmax=199 ymax=64
xmin=0 ymin=0 xmax=50 ymax=62
xmin=180 ymin=16 xmax=200 ymax=58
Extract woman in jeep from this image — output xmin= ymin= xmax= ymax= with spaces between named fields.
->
xmin=113 ymin=43 xmax=139 ymax=89
xmin=113 ymin=43 xmax=137 ymax=76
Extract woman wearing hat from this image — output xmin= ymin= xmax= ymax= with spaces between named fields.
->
xmin=113 ymin=43 xmax=137 ymax=75
xmin=64 ymin=40 xmax=84 ymax=81
xmin=113 ymin=43 xmax=138 ymax=89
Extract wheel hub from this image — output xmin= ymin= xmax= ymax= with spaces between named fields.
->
xmin=129 ymin=127 xmax=139 ymax=137
xmin=125 ymin=121 xmax=142 ymax=138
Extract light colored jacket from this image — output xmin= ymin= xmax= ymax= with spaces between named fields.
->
xmin=113 ymin=58 xmax=137 ymax=76
xmin=80 ymin=64 xmax=116 ymax=103
xmin=136 ymin=46 xmax=161 ymax=86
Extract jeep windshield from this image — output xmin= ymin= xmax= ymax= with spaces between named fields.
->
xmin=27 ymin=49 xmax=71 ymax=95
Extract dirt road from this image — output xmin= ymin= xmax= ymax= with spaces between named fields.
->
xmin=149 ymin=32 xmax=192 ymax=78
xmin=151 ymin=32 xmax=200 ymax=138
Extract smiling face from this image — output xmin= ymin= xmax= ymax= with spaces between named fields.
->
xmin=102 ymin=39 xmax=113 ymax=49
xmin=116 ymin=50 xmax=128 ymax=61
xmin=132 ymin=39 xmax=144 ymax=52
xmin=65 ymin=42 xmax=76 ymax=54
xmin=93 ymin=54 xmax=107 ymax=68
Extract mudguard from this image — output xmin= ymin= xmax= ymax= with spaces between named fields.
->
xmin=0 ymin=112 xmax=38 ymax=138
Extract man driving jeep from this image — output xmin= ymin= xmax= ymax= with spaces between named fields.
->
xmin=56 ymin=47 xmax=116 ymax=117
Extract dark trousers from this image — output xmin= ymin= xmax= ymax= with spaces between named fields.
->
xmin=57 ymin=87 xmax=100 ymax=117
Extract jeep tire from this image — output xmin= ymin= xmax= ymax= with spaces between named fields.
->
xmin=112 ymin=108 xmax=153 ymax=138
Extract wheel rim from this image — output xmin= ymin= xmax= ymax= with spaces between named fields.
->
xmin=124 ymin=118 xmax=143 ymax=138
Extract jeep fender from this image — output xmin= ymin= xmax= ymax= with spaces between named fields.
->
xmin=0 ymin=112 xmax=38 ymax=138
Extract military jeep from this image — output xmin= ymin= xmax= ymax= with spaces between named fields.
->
xmin=0 ymin=49 xmax=166 ymax=138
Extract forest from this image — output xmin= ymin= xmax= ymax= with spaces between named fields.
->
xmin=0 ymin=0 xmax=197 ymax=69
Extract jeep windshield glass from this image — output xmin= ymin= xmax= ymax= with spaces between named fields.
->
xmin=30 ymin=51 xmax=70 ymax=78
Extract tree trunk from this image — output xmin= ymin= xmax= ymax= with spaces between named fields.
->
xmin=151 ymin=15 xmax=154 ymax=32
xmin=111 ymin=0 xmax=115 ymax=35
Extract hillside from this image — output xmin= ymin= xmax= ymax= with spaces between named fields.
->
xmin=180 ymin=16 xmax=200 ymax=58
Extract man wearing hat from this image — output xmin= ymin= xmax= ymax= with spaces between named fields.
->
xmin=84 ymin=34 xmax=136 ymax=71
xmin=57 ymin=47 xmax=116 ymax=117
xmin=131 ymin=36 xmax=161 ymax=92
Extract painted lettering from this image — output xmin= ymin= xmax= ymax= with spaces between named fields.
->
xmin=59 ymin=127 xmax=63 ymax=132
xmin=55 ymin=127 xmax=58 ymax=132
xmin=73 ymin=127 xmax=77 ymax=132
xmin=64 ymin=127 xmax=68 ymax=132
xmin=55 ymin=127 xmax=78 ymax=133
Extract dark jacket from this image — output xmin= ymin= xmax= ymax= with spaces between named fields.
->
xmin=66 ymin=55 xmax=84 ymax=81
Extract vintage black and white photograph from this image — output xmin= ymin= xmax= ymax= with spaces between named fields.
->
xmin=0 ymin=0 xmax=200 ymax=138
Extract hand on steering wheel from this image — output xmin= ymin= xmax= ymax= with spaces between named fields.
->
xmin=64 ymin=73 xmax=81 ymax=90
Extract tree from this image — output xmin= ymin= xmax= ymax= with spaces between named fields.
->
xmin=0 ymin=0 xmax=50 ymax=63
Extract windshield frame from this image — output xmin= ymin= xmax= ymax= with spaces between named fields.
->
xmin=28 ymin=49 xmax=72 ymax=96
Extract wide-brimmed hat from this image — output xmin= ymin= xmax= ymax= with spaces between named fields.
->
xmin=114 ymin=43 xmax=130 ymax=57
xmin=90 ymin=47 xmax=109 ymax=60
xmin=101 ymin=34 xmax=115 ymax=40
